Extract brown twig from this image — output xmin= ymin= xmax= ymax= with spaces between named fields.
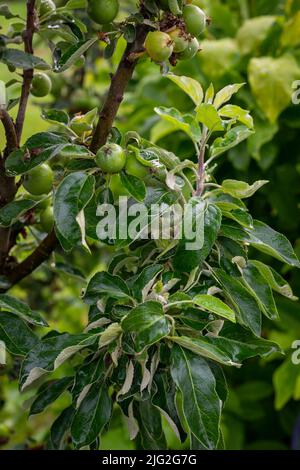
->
xmin=0 ymin=112 xmax=18 ymax=270
xmin=0 ymin=109 xmax=18 ymax=155
xmin=15 ymin=0 xmax=37 ymax=143
xmin=90 ymin=25 xmax=148 ymax=153
xmin=3 ymin=228 xmax=57 ymax=291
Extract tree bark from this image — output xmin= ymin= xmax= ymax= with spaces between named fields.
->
xmin=1 ymin=229 xmax=57 ymax=292
xmin=90 ymin=26 xmax=147 ymax=153
xmin=15 ymin=0 xmax=36 ymax=143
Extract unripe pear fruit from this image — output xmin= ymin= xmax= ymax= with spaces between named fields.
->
xmin=145 ymin=31 xmax=174 ymax=63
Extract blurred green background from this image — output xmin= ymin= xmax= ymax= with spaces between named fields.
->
xmin=1 ymin=0 xmax=300 ymax=450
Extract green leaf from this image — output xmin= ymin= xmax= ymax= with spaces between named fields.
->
xmin=72 ymin=355 xmax=105 ymax=400
xmin=245 ymin=220 xmax=300 ymax=268
xmin=219 ymin=105 xmax=254 ymax=128
xmin=241 ymin=262 xmax=279 ymax=320
xmin=170 ymin=336 xmax=241 ymax=367
xmin=134 ymin=399 xmax=167 ymax=450
xmin=42 ymin=109 xmax=69 ymax=125
xmin=120 ymin=172 xmax=146 ymax=202
xmin=213 ymin=268 xmax=262 ymax=335
xmin=281 ymin=11 xmax=300 ymax=47
xmin=0 ymin=294 xmax=48 ymax=327
xmin=171 ymin=346 xmax=221 ymax=449
xmin=131 ymin=265 xmax=163 ymax=303
xmin=220 ymin=220 xmax=250 ymax=243
xmin=236 ymin=380 xmax=273 ymax=403
xmin=173 ymin=203 xmax=222 ymax=272
xmin=0 ymin=312 xmax=39 ymax=355
xmin=154 ymin=107 xmax=201 ymax=143
xmin=221 ymin=179 xmax=268 ymax=199
xmin=20 ymin=333 xmax=98 ymax=390
xmin=99 ymin=323 xmax=122 ymax=348
xmin=167 ymin=74 xmax=204 ymax=106
xmin=0 ymin=4 xmax=20 ymax=19
xmin=274 ymin=358 xmax=300 ymax=410
xmin=196 ymin=103 xmax=224 ymax=132
xmin=153 ymin=373 xmax=187 ymax=442
xmin=50 ymin=406 xmax=75 ymax=450
xmin=71 ymin=380 xmax=112 ymax=448
xmin=222 ymin=208 xmax=253 ymax=229
xmin=210 ymin=126 xmax=254 ymax=159
xmin=209 ymin=362 xmax=228 ymax=403
xmin=237 ymin=16 xmax=276 ymax=55
xmin=53 ymin=261 xmax=85 ymax=282
xmin=170 ymin=324 xmax=280 ymax=366
xmin=1 ymin=49 xmax=50 ymax=70
xmin=55 ymin=38 xmax=98 ymax=72
xmin=193 ymin=295 xmax=236 ymax=322
xmin=0 ymin=198 xmax=39 ymax=227
xmin=247 ymin=118 xmax=278 ymax=161
xmin=5 ymin=132 xmax=69 ymax=176
xmin=121 ymin=301 xmax=171 ymax=353
xmin=54 ymin=172 xmax=95 ymax=251
xmin=250 ymin=260 xmax=297 ymax=300
xmin=83 ymin=271 xmax=131 ymax=305
xmin=248 ymin=54 xmax=300 ymax=123
xmin=30 ymin=377 xmax=73 ymax=415
xmin=213 ymin=83 xmax=245 ymax=109
xmin=205 ymin=83 xmax=215 ymax=103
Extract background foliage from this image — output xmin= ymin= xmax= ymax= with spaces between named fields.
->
xmin=0 ymin=0 xmax=300 ymax=450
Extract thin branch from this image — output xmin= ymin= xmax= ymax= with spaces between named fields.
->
xmin=0 ymin=109 xmax=18 ymax=155
xmin=15 ymin=0 xmax=37 ymax=143
xmin=2 ymin=228 xmax=57 ymax=291
xmin=90 ymin=25 xmax=148 ymax=153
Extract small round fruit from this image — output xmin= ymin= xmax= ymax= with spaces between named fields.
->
xmin=49 ymin=73 xmax=65 ymax=98
xmin=168 ymin=28 xmax=189 ymax=53
xmin=145 ymin=31 xmax=174 ymax=63
xmin=183 ymin=5 xmax=207 ymax=37
xmin=125 ymin=152 xmax=148 ymax=178
xmin=177 ymin=37 xmax=200 ymax=60
xmin=23 ymin=164 xmax=53 ymax=196
xmin=40 ymin=206 xmax=54 ymax=232
xmin=39 ymin=0 xmax=56 ymax=17
xmin=31 ymin=73 xmax=52 ymax=98
xmin=88 ymin=0 xmax=119 ymax=25
xmin=96 ymin=144 xmax=126 ymax=174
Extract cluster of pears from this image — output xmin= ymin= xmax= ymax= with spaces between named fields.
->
xmin=86 ymin=0 xmax=207 ymax=64
xmin=95 ymin=143 xmax=148 ymax=178
xmin=145 ymin=1 xmax=208 ymax=63
xmin=95 ymin=142 xmax=149 ymax=198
